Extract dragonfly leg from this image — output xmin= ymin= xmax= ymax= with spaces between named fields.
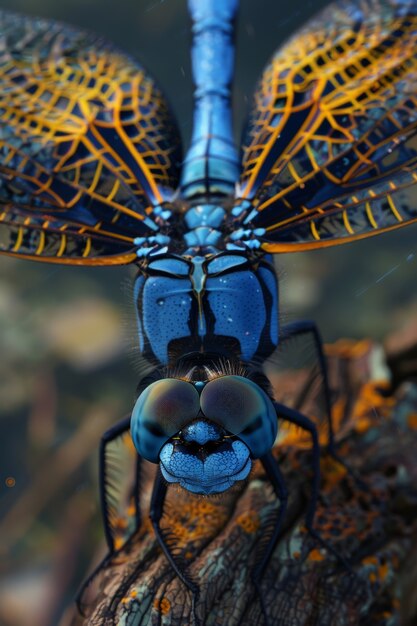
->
xmin=76 ymin=552 xmax=113 ymax=616
xmin=149 ymin=471 xmax=201 ymax=625
xmin=251 ymin=452 xmax=288 ymax=625
xmin=281 ymin=320 xmax=335 ymax=447
xmin=99 ymin=415 xmax=140 ymax=551
xmin=274 ymin=402 xmax=352 ymax=571
xmin=281 ymin=321 xmax=366 ymax=488
xmin=150 ymin=470 xmax=200 ymax=597
xmin=76 ymin=415 xmax=141 ymax=616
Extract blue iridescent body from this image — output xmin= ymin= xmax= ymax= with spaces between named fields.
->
xmin=130 ymin=1 xmax=281 ymax=493
xmin=0 ymin=0 xmax=415 ymax=603
xmin=133 ymin=0 xmax=276 ymax=365
xmin=133 ymin=200 xmax=279 ymax=493
xmin=1 ymin=0 xmax=416 ymax=505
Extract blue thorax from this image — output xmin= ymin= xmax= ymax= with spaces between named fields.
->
xmin=134 ymin=246 xmax=278 ymax=366
xmin=133 ymin=1 xmax=278 ymax=368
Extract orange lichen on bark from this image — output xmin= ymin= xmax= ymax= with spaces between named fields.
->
xmin=353 ymin=382 xmax=395 ymax=419
xmin=153 ymin=598 xmax=171 ymax=615
xmin=320 ymin=456 xmax=347 ymax=490
xmin=378 ymin=562 xmax=389 ymax=581
xmin=325 ymin=338 xmax=373 ymax=359
xmin=162 ymin=497 xmax=229 ymax=549
xmin=407 ymin=413 xmax=417 ymax=429
xmin=308 ymin=548 xmax=325 ymax=562
xmin=235 ymin=511 xmax=261 ymax=534
xmin=121 ymin=589 xmax=138 ymax=605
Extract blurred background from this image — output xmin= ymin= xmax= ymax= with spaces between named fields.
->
xmin=0 ymin=0 xmax=416 ymax=624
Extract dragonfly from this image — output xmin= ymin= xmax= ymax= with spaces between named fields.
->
xmin=1 ymin=0 xmax=417 ymax=614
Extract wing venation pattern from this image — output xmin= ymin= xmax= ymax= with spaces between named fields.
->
xmin=0 ymin=10 xmax=182 ymax=263
xmin=236 ymin=0 xmax=417 ymax=251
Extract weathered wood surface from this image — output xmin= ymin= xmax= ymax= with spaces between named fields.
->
xmin=69 ymin=338 xmax=417 ymax=626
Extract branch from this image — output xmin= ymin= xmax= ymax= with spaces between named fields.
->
xmin=69 ymin=338 xmax=417 ymax=626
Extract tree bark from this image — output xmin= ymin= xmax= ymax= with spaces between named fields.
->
xmin=69 ymin=337 xmax=417 ymax=626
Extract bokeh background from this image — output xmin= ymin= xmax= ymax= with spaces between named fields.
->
xmin=0 ymin=1 xmax=416 ymax=624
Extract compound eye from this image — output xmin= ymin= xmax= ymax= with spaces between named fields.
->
xmin=200 ymin=375 xmax=259 ymax=432
xmin=200 ymin=375 xmax=277 ymax=458
xmin=131 ymin=379 xmax=200 ymax=462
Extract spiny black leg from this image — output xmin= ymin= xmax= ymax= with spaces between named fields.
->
xmin=150 ymin=470 xmax=199 ymax=596
xmin=76 ymin=552 xmax=113 ymax=615
xmin=77 ymin=415 xmax=138 ymax=615
xmin=281 ymin=320 xmax=335 ymax=448
xmin=274 ymin=402 xmax=319 ymax=527
xmin=274 ymin=402 xmax=352 ymax=571
xmin=252 ymin=452 xmax=288 ymax=581
xmin=251 ymin=452 xmax=288 ymax=626
xmin=281 ymin=321 xmax=366 ymax=488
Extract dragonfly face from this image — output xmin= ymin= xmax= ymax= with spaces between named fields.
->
xmin=130 ymin=375 xmax=277 ymax=494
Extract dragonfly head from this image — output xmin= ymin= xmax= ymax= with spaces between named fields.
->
xmin=130 ymin=373 xmax=277 ymax=495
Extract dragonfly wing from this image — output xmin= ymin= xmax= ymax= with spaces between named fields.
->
xmin=0 ymin=10 xmax=182 ymax=264
xmin=233 ymin=0 xmax=417 ymax=252
xmin=0 ymin=205 xmax=138 ymax=265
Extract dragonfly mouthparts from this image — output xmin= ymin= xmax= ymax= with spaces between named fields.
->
xmin=159 ymin=420 xmax=252 ymax=495
xmin=180 ymin=419 xmax=226 ymax=445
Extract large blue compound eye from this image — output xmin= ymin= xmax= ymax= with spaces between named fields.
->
xmin=200 ymin=375 xmax=277 ymax=458
xmin=131 ymin=379 xmax=200 ymax=463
